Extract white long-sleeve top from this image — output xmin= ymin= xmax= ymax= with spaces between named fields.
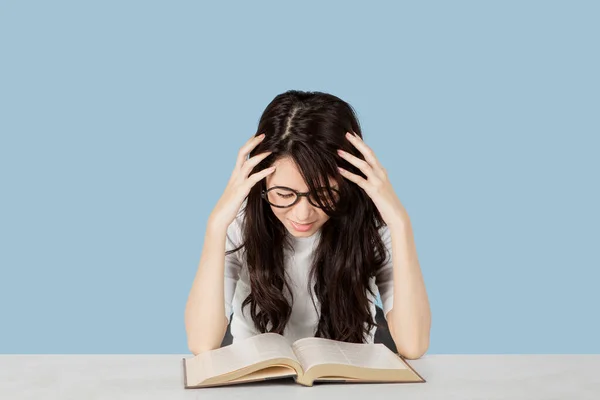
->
xmin=223 ymin=208 xmax=395 ymax=346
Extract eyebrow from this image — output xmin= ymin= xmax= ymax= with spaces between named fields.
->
xmin=270 ymin=184 xmax=339 ymax=190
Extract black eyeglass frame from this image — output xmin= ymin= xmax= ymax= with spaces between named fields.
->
xmin=261 ymin=186 xmax=340 ymax=209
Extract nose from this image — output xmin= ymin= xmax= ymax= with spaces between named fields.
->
xmin=292 ymin=195 xmax=315 ymax=222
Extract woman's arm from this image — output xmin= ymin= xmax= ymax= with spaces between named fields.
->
xmin=386 ymin=215 xmax=431 ymax=360
xmin=336 ymin=131 xmax=431 ymax=358
xmin=184 ymin=217 xmax=229 ymax=355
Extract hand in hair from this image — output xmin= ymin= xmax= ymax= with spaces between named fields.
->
xmin=336 ymin=131 xmax=409 ymax=227
xmin=208 ymin=133 xmax=276 ymax=230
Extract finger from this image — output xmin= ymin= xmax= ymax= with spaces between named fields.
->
xmin=247 ymin=166 xmax=276 ymax=188
xmin=235 ymin=133 xmax=266 ymax=170
xmin=346 ymin=130 xmax=382 ymax=168
xmin=345 ymin=131 xmax=386 ymax=176
xmin=241 ymin=151 xmax=273 ymax=178
xmin=337 ymin=149 xmax=376 ymax=181
xmin=337 ymin=167 xmax=368 ymax=189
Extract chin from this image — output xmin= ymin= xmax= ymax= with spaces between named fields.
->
xmin=289 ymin=230 xmax=314 ymax=237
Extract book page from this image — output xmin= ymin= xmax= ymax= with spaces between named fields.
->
xmin=186 ymin=333 xmax=300 ymax=384
xmin=291 ymin=337 xmax=408 ymax=372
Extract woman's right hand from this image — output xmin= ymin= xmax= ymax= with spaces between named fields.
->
xmin=208 ymin=133 xmax=275 ymax=231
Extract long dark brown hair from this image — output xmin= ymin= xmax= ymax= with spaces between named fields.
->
xmin=226 ymin=90 xmax=390 ymax=343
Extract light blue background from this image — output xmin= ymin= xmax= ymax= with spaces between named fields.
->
xmin=1 ymin=1 xmax=598 ymax=354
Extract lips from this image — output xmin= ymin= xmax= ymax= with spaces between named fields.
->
xmin=290 ymin=220 xmax=314 ymax=232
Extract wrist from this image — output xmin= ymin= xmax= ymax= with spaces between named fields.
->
xmin=388 ymin=211 xmax=411 ymax=232
xmin=207 ymin=213 xmax=229 ymax=235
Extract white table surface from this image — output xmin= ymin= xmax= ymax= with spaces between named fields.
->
xmin=1 ymin=354 xmax=599 ymax=399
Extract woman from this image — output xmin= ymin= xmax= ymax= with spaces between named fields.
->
xmin=185 ymin=90 xmax=431 ymax=359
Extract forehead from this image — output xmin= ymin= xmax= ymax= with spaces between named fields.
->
xmin=265 ymin=157 xmax=336 ymax=190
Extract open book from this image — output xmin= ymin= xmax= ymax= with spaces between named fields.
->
xmin=182 ymin=332 xmax=426 ymax=388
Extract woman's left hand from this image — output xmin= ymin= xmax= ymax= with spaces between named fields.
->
xmin=336 ymin=131 xmax=409 ymax=228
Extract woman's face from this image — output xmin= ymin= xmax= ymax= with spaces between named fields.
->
xmin=265 ymin=156 xmax=337 ymax=238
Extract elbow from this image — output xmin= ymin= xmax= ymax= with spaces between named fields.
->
xmin=188 ymin=342 xmax=220 ymax=356
xmin=187 ymin=333 xmax=225 ymax=356
xmin=393 ymin=334 xmax=430 ymax=360
xmin=185 ymin=318 xmax=229 ymax=356
xmin=389 ymin=312 xmax=431 ymax=360
xmin=398 ymin=343 xmax=428 ymax=360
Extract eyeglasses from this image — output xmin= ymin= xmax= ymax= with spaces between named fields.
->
xmin=261 ymin=186 xmax=341 ymax=209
